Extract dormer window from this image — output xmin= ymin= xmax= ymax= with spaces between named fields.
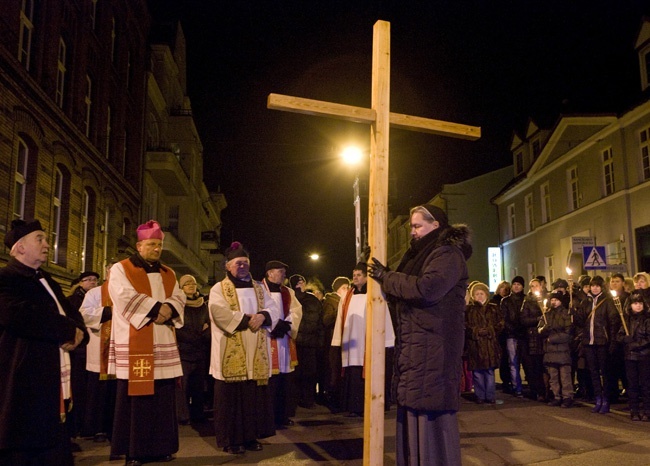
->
xmin=515 ymin=151 xmax=523 ymax=175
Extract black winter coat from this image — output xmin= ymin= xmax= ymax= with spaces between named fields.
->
xmin=539 ymin=305 xmax=573 ymax=365
xmin=520 ymin=294 xmax=545 ymax=355
xmin=500 ymin=291 xmax=525 ymax=339
xmin=295 ymin=290 xmax=324 ymax=348
xmin=573 ymin=292 xmax=619 ymax=350
xmin=0 ymin=258 xmax=88 ymax=449
xmin=176 ymin=294 xmax=211 ymax=362
xmin=380 ymin=224 xmax=471 ymax=412
xmin=616 ymin=310 xmax=650 ymax=361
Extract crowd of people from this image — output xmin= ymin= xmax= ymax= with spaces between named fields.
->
xmin=463 ymin=272 xmax=650 ymax=422
xmin=13 ymin=206 xmax=648 ymax=465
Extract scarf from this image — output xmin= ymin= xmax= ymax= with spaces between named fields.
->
xmin=99 ymin=281 xmax=115 ymax=380
xmin=263 ymin=279 xmax=298 ymax=373
xmin=220 ymin=276 xmax=270 ymax=385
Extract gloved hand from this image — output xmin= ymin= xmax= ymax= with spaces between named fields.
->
xmin=368 ymin=257 xmax=388 ymax=282
xmin=270 ymin=319 xmax=291 ymax=338
xmin=623 ymin=335 xmax=634 ymax=344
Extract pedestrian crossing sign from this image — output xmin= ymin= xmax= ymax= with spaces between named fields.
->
xmin=583 ymin=246 xmax=607 ymax=270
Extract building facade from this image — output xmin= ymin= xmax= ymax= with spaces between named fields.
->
xmin=387 ymin=167 xmax=512 ymax=286
xmin=145 ymin=21 xmax=226 ymax=286
xmin=492 ymin=18 xmax=650 ymax=284
xmin=0 ymin=1 xmax=225 ymax=288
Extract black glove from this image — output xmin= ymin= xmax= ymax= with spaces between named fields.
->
xmin=368 ymin=257 xmax=388 ymax=282
xmin=270 ymin=319 xmax=291 ymax=338
xmin=361 ymin=245 xmax=371 ymax=262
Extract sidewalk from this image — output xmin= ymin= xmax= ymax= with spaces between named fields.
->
xmin=75 ymin=394 xmax=650 ymax=465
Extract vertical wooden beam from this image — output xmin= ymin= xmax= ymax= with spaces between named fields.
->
xmin=364 ymin=20 xmax=390 ymax=466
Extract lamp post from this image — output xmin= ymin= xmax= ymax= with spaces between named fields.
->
xmin=341 ymin=145 xmax=365 ymax=262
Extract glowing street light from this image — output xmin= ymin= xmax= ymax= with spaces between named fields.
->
xmin=341 ymin=145 xmax=363 ymax=165
xmin=341 ymin=145 xmax=365 ymax=262
xmin=309 ymin=253 xmax=320 ymax=261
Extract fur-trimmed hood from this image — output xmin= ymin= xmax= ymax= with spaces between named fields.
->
xmin=437 ymin=224 xmax=472 ymax=260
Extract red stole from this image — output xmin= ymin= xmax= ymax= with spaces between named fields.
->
xmin=269 ymin=285 xmax=298 ymax=373
xmin=99 ymin=281 xmax=114 ymax=380
xmin=121 ymin=259 xmax=176 ymax=395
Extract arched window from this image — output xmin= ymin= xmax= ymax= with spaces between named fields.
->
xmin=13 ymin=138 xmax=28 ymax=220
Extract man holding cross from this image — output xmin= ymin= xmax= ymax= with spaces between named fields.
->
xmin=369 ymin=204 xmax=471 ymax=466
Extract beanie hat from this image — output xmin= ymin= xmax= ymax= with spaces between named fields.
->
xmin=511 ymin=276 xmax=525 ymax=286
xmin=552 ymin=278 xmax=569 ymax=289
xmin=589 ymin=275 xmax=605 ymax=287
xmin=225 ymin=241 xmax=249 ymax=262
xmin=332 ymin=276 xmax=350 ymax=293
xmin=78 ymin=271 xmax=100 ymax=281
xmin=578 ymin=275 xmax=591 ymax=287
xmin=5 ymin=219 xmax=43 ymax=249
xmin=289 ymin=274 xmax=306 ymax=290
xmin=549 ymin=290 xmax=564 ymax=302
xmin=420 ymin=204 xmax=448 ymax=228
xmin=179 ymin=274 xmax=196 ymax=287
xmin=136 ymin=220 xmax=165 ymax=241
xmin=630 ymin=292 xmax=645 ymax=304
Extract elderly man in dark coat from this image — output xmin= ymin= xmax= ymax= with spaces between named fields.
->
xmin=0 ymin=219 xmax=88 ymax=466
xmin=369 ymin=204 xmax=471 ymax=466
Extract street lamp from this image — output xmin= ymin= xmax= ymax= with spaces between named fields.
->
xmin=309 ymin=253 xmax=320 ymax=261
xmin=341 ymin=145 xmax=365 ymax=262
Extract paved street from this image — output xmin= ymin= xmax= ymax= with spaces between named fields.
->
xmin=74 ymin=395 xmax=650 ymax=465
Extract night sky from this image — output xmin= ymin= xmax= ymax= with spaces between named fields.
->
xmin=149 ymin=0 xmax=650 ymax=287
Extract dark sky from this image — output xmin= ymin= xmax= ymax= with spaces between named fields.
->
xmin=149 ymin=0 xmax=650 ymax=287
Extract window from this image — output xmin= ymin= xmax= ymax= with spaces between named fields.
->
xmin=540 ymin=182 xmax=551 ymax=224
xmin=18 ymin=0 xmax=34 ymax=70
xmin=105 ymin=105 xmax=111 ymax=158
xmin=111 ymin=18 xmax=116 ymax=63
xmin=507 ymin=204 xmax=516 ymax=239
xmin=545 ymin=256 xmax=554 ymax=286
xmin=84 ymin=75 xmax=92 ymax=137
xmin=122 ymin=130 xmax=127 ymax=174
xmin=55 ymin=39 xmax=67 ymax=108
xmin=602 ymin=147 xmax=615 ymax=195
xmin=515 ymin=151 xmax=523 ymax=175
xmin=524 ymin=193 xmax=534 ymax=233
xmin=81 ymin=190 xmax=89 ymax=271
xmin=13 ymin=139 xmax=28 ymax=220
xmin=168 ymin=205 xmax=179 ymax=236
xmin=532 ymin=139 xmax=541 ymax=159
xmin=641 ymin=127 xmax=650 ymax=181
xmin=567 ymin=166 xmax=580 ymax=210
xmin=90 ymin=0 xmax=98 ymax=31
xmin=52 ymin=168 xmax=63 ymax=263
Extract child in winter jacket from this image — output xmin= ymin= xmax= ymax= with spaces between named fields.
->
xmin=616 ymin=291 xmax=650 ymax=421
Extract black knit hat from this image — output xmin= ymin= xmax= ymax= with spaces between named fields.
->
xmin=630 ymin=292 xmax=645 ymax=304
xmin=79 ymin=271 xmax=100 ymax=281
xmin=549 ymin=291 xmax=564 ymax=302
xmin=289 ymin=274 xmax=306 ymax=290
xmin=552 ymin=278 xmax=569 ymax=289
xmin=5 ymin=219 xmax=44 ymax=249
xmin=578 ymin=275 xmax=591 ymax=287
xmin=224 ymin=241 xmax=249 ymax=261
xmin=590 ymin=275 xmax=605 ymax=287
xmin=420 ymin=204 xmax=448 ymax=228
xmin=511 ymin=276 xmax=525 ymax=286
xmin=331 ymin=276 xmax=350 ymax=292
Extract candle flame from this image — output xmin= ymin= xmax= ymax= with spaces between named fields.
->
xmin=566 ymin=267 xmax=572 ymax=275
xmin=611 ymin=290 xmax=617 ymax=298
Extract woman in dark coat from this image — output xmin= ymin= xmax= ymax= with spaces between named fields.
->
xmin=368 ymin=204 xmax=471 ymax=466
xmin=465 ymin=282 xmax=504 ymax=404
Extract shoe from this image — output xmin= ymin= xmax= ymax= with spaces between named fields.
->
xmin=487 ymin=399 xmax=496 ymax=404
xmin=598 ymin=399 xmax=610 ymax=414
xmin=631 ymin=411 xmax=641 ymax=421
xmin=591 ymin=396 xmax=602 ymax=413
xmin=93 ymin=433 xmax=108 ymax=443
xmin=125 ymin=460 xmax=142 ymax=466
xmin=560 ymin=398 xmax=573 ymax=409
xmin=245 ymin=441 xmax=263 ymax=451
xmin=514 ymin=392 xmax=524 ymax=398
xmin=157 ymin=455 xmax=174 ymax=462
xmin=282 ymin=418 xmax=295 ymax=426
xmin=547 ymin=398 xmax=562 ymax=407
xmin=536 ymin=395 xmax=547 ymax=403
xmin=641 ymin=414 xmax=650 ymax=422
xmin=475 ymin=398 xmax=484 ymax=405
xmin=223 ymin=445 xmax=245 ymax=454
xmin=345 ymin=411 xmax=362 ymax=417
xmin=70 ymin=441 xmax=82 ymax=452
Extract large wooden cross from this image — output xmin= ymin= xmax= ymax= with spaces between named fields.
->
xmin=268 ymin=20 xmax=480 ymax=465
